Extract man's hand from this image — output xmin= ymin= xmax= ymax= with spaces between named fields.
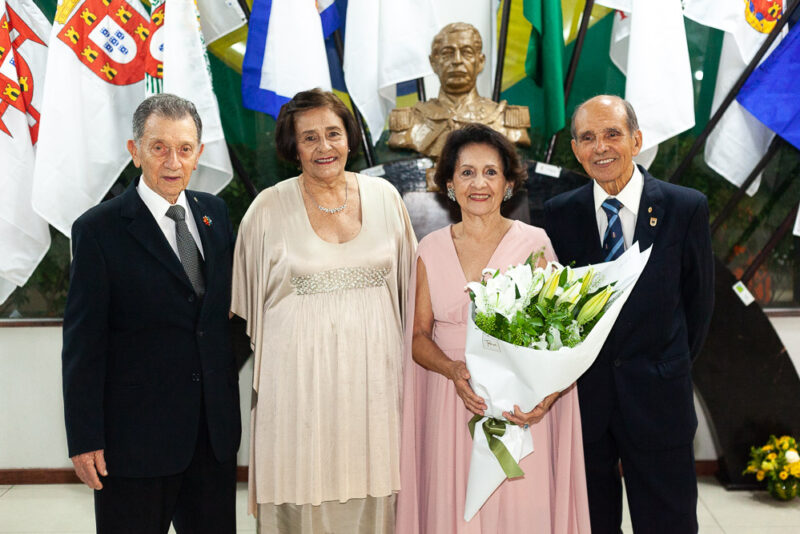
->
xmin=71 ymin=449 xmax=107 ymax=490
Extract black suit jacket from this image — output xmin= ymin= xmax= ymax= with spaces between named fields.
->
xmin=62 ymin=179 xmax=241 ymax=477
xmin=544 ymin=167 xmax=714 ymax=450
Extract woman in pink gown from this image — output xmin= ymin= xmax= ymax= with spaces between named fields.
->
xmin=396 ymin=124 xmax=591 ymax=533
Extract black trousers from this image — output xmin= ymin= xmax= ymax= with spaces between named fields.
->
xmin=583 ymin=406 xmax=698 ymax=534
xmin=94 ymin=409 xmax=236 ymax=534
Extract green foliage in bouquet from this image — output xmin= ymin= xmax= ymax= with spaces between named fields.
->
xmin=467 ymin=250 xmax=616 ymax=350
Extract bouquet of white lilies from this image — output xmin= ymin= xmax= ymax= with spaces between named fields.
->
xmin=462 ymin=244 xmax=652 ymax=521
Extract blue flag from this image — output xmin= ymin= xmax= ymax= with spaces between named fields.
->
xmin=737 ymin=23 xmax=800 ymax=151
xmin=241 ymin=0 xmax=341 ymax=118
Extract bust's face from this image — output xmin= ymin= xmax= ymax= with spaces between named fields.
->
xmin=430 ymin=30 xmax=485 ymax=95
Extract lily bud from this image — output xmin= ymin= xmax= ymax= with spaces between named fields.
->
xmin=538 ymin=269 xmax=562 ymax=304
xmin=576 ymin=286 xmax=613 ymax=325
xmin=579 ymin=268 xmax=595 ymax=296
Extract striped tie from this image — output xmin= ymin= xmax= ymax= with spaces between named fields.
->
xmin=601 ymin=198 xmax=624 ymax=262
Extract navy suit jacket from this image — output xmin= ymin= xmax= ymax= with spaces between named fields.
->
xmin=62 ymin=179 xmax=241 ymax=477
xmin=544 ymin=167 xmax=714 ymax=450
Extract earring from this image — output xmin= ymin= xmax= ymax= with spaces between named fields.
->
xmin=447 ymin=186 xmax=456 ymax=202
xmin=503 ymin=187 xmax=513 ymax=201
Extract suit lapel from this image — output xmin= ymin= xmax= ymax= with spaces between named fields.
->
xmin=121 ymin=180 xmax=194 ymax=292
xmin=632 ymin=167 xmax=665 ymax=251
xmin=574 ymin=184 xmax=605 ymax=265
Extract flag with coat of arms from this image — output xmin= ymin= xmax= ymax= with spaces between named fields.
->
xmin=683 ymin=0 xmax=786 ymax=196
xmin=32 ymin=0 xmax=233 ymax=238
xmin=0 ymin=0 xmax=51 ymax=305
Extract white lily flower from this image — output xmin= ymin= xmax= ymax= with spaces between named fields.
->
xmin=466 ymin=282 xmax=490 ymax=315
xmin=786 ymin=450 xmax=800 ymax=464
xmin=484 ymin=274 xmax=518 ymax=320
xmin=482 ymin=268 xmax=499 ymax=280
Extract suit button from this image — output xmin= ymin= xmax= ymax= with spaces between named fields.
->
xmin=192 ymin=373 xmax=201 ymax=382
xmin=613 ymin=359 xmax=622 ymax=367
xmin=197 ymin=330 xmax=204 ymax=337
xmin=188 ymin=294 xmax=195 ymax=303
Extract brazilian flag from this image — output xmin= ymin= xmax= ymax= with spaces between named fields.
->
xmin=523 ymin=0 xmax=566 ymax=137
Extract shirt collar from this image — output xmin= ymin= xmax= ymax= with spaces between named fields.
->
xmin=136 ymin=176 xmax=189 ymax=219
xmin=592 ymin=164 xmax=643 ymax=216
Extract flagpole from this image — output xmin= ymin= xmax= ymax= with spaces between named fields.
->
xmin=332 ymin=30 xmax=376 ymax=168
xmin=544 ymin=0 xmax=595 ymax=163
xmin=416 ymin=79 xmax=427 ymax=102
xmin=492 ymin=0 xmax=513 ymax=102
xmin=227 ymin=143 xmax=259 ymax=199
xmin=669 ymin=0 xmax=800 ymax=184
xmin=709 ymin=137 xmax=782 ymax=236
xmin=740 ymin=204 xmax=799 ymax=285
xmin=235 ymin=0 xmax=250 ymax=18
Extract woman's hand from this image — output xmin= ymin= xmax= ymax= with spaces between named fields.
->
xmin=503 ymin=391 xmax=561 ymax=428
xmin=447 ymin=360 xmax=487 ymax=416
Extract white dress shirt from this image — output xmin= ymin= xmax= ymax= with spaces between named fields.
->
xmin=137 ymin=178 xmax=205 ymax=259
xmin=592 ymin=164 xmax=643 ymax=250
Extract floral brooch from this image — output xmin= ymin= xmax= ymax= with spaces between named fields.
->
xmin=202 ymin=215 xmax=212 ymax=227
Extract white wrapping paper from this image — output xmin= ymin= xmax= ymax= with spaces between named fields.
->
xmin=463 ymin=244 xmax=652 ymax=520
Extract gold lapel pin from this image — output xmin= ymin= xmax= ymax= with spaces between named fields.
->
xmin=648 ymin=206 xmax=653 ymax=213
xmin=650 ymin=217 xmax=658 ymax=227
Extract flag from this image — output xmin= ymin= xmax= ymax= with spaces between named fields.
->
xmin=31 ymin=0 xmax=152 ymax=237
xmin=735 ymin=23 xmax=800 ymax=237
xmin=241 ymin=0 xmax=335 ymax=118
xmin=737 ymin=23 xmax=800 ymax=151
xmin=683 ymin=0 xmax=786 ymax=194
xmin=423 ymin=0 xmax=499 ymax=102
xmin=522 ymin=0 xmax=565 ymax=137
xmin=160 ymin=0 xmax=232 ymax=194
xmin=196 ymin=0 xmax=247 ymax=45
xmin=0 ymin=0 xmax=51 ymax=304
xmin=598 ymin=0 xmax=694 ymax=168
xmin=342 ymin=0 xmax=439 ymax=143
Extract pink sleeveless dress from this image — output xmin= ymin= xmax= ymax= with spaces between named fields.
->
xmin=396 ymin=221 xmax=591 ymax=533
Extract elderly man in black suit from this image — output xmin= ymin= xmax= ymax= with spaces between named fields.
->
xmin=544 ymin=95 xmax=714 ymax=534
xmin=62 ymin=94 xmax=241 ymax=533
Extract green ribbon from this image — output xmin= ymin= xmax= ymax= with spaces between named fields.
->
xmin=468 ymin=415 xmax=525 ymax=479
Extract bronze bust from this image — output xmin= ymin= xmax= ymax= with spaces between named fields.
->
xmin=388 ymin=22 xmax=531 ymax=190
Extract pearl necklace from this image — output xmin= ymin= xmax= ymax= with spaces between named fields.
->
xmin=303 ymin=176 xmax=348 ymax=214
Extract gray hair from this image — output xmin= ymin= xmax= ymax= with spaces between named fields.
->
xmin=570 ymin=95 xmax=639 ymax=140
xmin=132 ymin=93 xmax=202 ymax=145
xmin=431 ymin=22 xmax=483 ymax=56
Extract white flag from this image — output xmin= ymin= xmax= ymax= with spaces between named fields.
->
xmin=684 ymin=0 xmax=785 ymax=194
xmin=343 ymin=0 xmax=440 ymax=143
xmin=163 ymin=0 xmax=232 ymax=194
xmin=196 ymin=0 xmax=247 ymax=45
xmin=32 ymin=0 xmax=151 ymax=237
xmin=241 ymin=0 xmax=332 ymax=118
xmin=424 ymin=0 xmax=499 ymax=101
xmin=599 ymin=0 xmax=694 ymax=169
xmin=0 ymin=0 xmax=51 ymax=304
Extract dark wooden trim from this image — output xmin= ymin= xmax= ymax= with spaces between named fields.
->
xmin=0 ymin=469 xmax=81 ymax=484
xmin=0 ymin=319 xmax=63 ymax=327
xmin=764 ymin=308 xmax=800 ymax=318
xmin=3 ymin=462 xmax=720 ymax=485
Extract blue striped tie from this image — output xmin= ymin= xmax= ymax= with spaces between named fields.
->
xmin=601 ymin=198 xmax=624 ymax=262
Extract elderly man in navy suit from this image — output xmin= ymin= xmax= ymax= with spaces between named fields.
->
xmin=62 ymin=94 xmax=240 ymax=533
xmin=544 ymin=95 xmax=714 ymax=534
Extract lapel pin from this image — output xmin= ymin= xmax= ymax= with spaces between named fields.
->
xmin=648 ymin=206 xmax=653 ymax=213
xmin=650 ymin=217 xmax=657 ymax=227
xmin=202 ymin=215 xmax=212 ymax=227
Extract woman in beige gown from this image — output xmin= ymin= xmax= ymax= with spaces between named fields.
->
xmin=231 ymin=89 xmax=416 ymax=533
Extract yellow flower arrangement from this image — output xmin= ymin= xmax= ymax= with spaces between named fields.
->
xmin=744 ymin=435 xmax=800 ymax=500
